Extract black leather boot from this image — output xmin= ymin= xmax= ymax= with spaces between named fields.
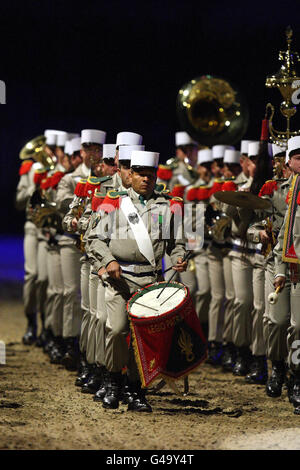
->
xmin=289 ymin=372 xmax=300 ymax=408
xmin=245 ymin=355 xmax=268 ymax=384
xmin=233 ymin=346 xmax=252 ymax=376
xmin=43 ymin=329 xmax=55 ymax=354
xmin=61 ymin=337 xmax=80 ymax=371
xmin=127 ymin=381 xmax=152 ymax=412
xmin=93 ymin=368 xmax=109 ymax=402
xmin=35 ymin=327 xmax=47 ymax=348
xmin=75 ymin=354 xmax=92 ymax=387
xmin=49 ymin=336 xmax=65 ymax=364
xmin=22 ymin=315 xmax=37 ymax=345
xmin=266 ymin=360 xmax=286 ymax=397
xmin=81 ymin=365 xmax=105 ymax=394
xmin=222 ymin=342 xmax=236 ymax=372
xmin=102 ymin=372 xmax=123 ymax=409
xmin=206 ymin=341 xmax=223 ymax=366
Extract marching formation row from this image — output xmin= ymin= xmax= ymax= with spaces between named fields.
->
xmin=15 ymin=126 xmax=300 ymax=414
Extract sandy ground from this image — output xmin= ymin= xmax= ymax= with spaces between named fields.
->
xmin=1 ymin=298 xmax=300 ymax=451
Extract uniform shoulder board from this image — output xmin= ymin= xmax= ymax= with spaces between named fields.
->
xmin=87 ymin=176 xmax=102 ymax=185
xmin=91 ymin=191 xmax=106 ymax=212
xmin=170 ymin=196 xmax=184 ymax=215
xmin=19 ymin=160 xmax=34 ymax=175
xmin=155 ymin=182 xmax=168 ymax=192
xmin=99 ymin=175 xmax=113 ymax=183
xmin=33 ymin=168 xmax=48 ymax=185
xmin=258 ymin=180 xmax=278 ymax=197
xmin=106 ymin=189 xmax=128 ymax=199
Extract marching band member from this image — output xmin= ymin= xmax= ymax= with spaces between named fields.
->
xmin=273 ymin=136 xmax=300 ymax=412
xmin=87 ymin=150 xmax=187 ymax=412
xmin=54 ymin=129 xmax=106 ymax=370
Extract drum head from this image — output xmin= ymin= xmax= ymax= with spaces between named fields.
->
xmin=127 ymin=281 xmax=187 ymax=319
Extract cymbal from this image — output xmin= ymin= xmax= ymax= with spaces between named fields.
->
xmin=213 ymin=190 xmax=272 ymax=210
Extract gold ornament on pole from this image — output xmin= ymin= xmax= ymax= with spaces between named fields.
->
xmin=265 ymin=26 xmax=300 ymax=147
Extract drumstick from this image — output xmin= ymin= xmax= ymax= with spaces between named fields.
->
xmin=156 ymin=251 xmax=192 ymax=299
xmin=133 ymin=301 xmax=159 ymax=312
xmin=159 ymin=285 xmax=182 ymax=306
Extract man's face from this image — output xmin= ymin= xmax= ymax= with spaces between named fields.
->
xmin=247 ymin=157 xmax=257 ymax=178
xmin=80 ymin=144 xmax=102 ymax=168
xmin=175 ymin=148 xmax=186 ymax=161
xmin=211 ymin=160 xmax=223 ymax=177
xmin=223 ymin=163 xmax=241 ymax=178
xmin=240 ymin=155 xmax=250 ymax=177
xmin=70 ymin=153 xmax=83 ymax=170
xmin=100 ymin=159 xmax=117 ymax=176
xmin=55 ymin=146 xmax=65 ymax=163
xmin=118 ymin=164 xmax=132 ymax=188
xmin=288 ymin=154 xmax=300 ymax=174
xmin=197 ymin=164 xmax=210 ymax=183
xmin=186 ymin=145 xmax=198 ymax=167
xmin=62 ymin=155 xmax=72 ymax=172
xmin=130 ymin=168 xmax=157 ymax=196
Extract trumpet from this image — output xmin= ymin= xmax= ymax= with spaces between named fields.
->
xmin=268 ymin=286 xmax=282 ymax=305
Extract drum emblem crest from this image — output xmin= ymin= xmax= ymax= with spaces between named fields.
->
xmin=149 ymin=358 xmax=156 ymax=372
xmin=178 ymin=328 xmax=195 ymax=362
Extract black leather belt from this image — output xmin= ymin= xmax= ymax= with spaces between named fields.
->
xmin=121 ymin=269 xmax=163 ymax=277
xmin=232 ymin=245 xmax=261 ymax=255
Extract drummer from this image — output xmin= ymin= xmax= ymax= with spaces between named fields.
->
xmin=87 ymin=150 xmax=188 ymax=412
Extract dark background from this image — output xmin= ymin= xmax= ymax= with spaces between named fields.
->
xmin=0 ymin=0 xmax=299 ymax=234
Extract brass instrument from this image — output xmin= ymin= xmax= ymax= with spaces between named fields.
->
xmin=261 ymin=217 xmax=277 ymax=258
xmin=19 ymin=135 xmax=56 ymax=170
xmin=29 ymin=189 xmax=60 ymax=229
xmin=265 ymin=26 xmax=300 ymax=146
xmin=176 ymin=75 xmax=249 ymax=146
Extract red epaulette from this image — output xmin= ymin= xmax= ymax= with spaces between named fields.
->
xmin=171 ymin=184 xmax=185 ymax=198
xmin=170 ymin=196 xmax=184 ymax=215
xmin=186 ymin=187 xmax=198 ymax=201
xmin=197 ymin=187 xmax=210 ymax=200
xmin=91 ymin=191 xmax=106 ymax=212
xmin=209 ymin=180 xmax=224 ymax=196
xmin=74 ymin=179 xmax=87 ymax=197
xmin=222 ymin=181 xmax=237 ymax=192
xmin=84 ymin=177 xmax=101 ymax=198
xmin=157 ymin=165 xmax=173 ymax=181
xmin=19 ymin=160 xmax=33 ymax=176
xmin=50 ymin=171 xmax=65 ymax=189
xmin=258 ymin=180 xmax=278 ymax=197
xmin=33 ymin=169 xmax=48 ymax=185
xmin=40 ymin=176 xmax=52 ymax=190
xmin=100 ymin=190 xmax=122 ymax=213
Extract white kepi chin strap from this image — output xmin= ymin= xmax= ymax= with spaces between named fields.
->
xmin=120 ymin=196 xmax=156 ymax=268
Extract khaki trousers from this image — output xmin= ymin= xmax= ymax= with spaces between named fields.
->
xmin=288 ymin=283 xmax=300 ymax=372
xmin=95 ymin=281 xmax=107 ymax=366
xmin=44 ymin=247 xmax=55 ymax=331
xmin=23 ymin=221 xmax=38 ymax=317
xmin=36 ymin=238 xmax=48 ymax=325
xmin=207 ymin=247 xmax=234 ymax=343
xmin=47 ymin=246 xmax=64 ymax=336
xmin=193 ymin=251 xmax=211 ymax=324
xmin=86 ymin=269 xmax=99 ymax=364
xmin=230 ymin=251 xmax=266 ymax=356
xmin=264 ymin=261 xmax=290 ymax=361
xmin=79 ymin=258 xmax=91 ymax=353
xmin=60 ymin=244 xmax=82 ymax=338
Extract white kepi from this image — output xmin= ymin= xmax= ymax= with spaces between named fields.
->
xmin=175 ymin=131 xmax=197 ymax=146
xmin=224 ymin=149 xmax=241 ymax=164
xmin=240 ymin=140 xmax=254 ymax=155
xmin=116 ymin=132 xmax=143 ymax=146
xmin=71 ymin=137 xmax=82 ymax=154
xmin=44 ymin=129 xmax=65 ymax=146
xmin=131 ymin=150 xmax=159 ymax=168
xmin=287 ymin=135 xmax=300 ymax=159
xmin=272 ymin=142 xmax=287 ymax=157
xmin=56 ymin=131 xmax=68 ymax=148
xmin=119 ymin=145 xmax=145 ymax=161
xmin=103 ymin=144 xmax=117 ymax=160
xmin=248 ymin=141 xmax=260 ymax=158
xmin=197 ymin=149 xmax=213 ymax=165
xmin=81 ymin=129 xmax=106 ymax=145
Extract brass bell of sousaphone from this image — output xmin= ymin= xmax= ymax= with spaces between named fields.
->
xmin=19 ymin=135 xmax=56 ymax=170
xmin=176 ymin=75 xmax=249 ymax=146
